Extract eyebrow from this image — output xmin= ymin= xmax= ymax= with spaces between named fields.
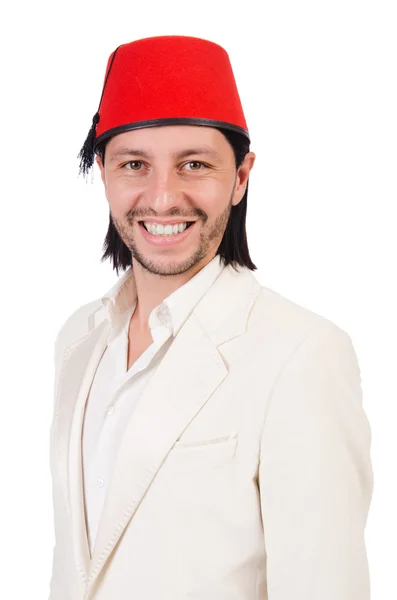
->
xmin=108 ymin=145 xmax=222 ymax=162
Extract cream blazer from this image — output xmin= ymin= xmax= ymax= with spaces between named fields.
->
xmin=48 ymin=263 xmax=373 ymax=600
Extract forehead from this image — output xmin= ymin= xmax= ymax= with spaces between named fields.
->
xmin=105 ymin=124 xmax=233 ymax=161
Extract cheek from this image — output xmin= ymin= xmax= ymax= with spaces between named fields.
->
xmin=189 ymin=179 xmax=229 ymax=210
xmin=106 ymin=180 xmax=140 ymax=216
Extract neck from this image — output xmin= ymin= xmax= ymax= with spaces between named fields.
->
xmin=129 ymin=254 xmax=215 ymax=332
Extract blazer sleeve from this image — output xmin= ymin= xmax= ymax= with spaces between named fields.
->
xmin=258 ymin=322 xmax=373 ymax=600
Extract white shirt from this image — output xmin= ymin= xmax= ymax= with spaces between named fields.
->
xmin=81 ymin=255 xmax=225 ymax=555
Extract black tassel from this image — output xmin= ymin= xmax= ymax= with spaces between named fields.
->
xmin=77 ymin=111 xmax=100 ymax=178
xmin=77 ymin=45 xmax=122 ymax=179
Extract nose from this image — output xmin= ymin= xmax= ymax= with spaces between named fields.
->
xmin=145 ymin=169 xmax=185 ymax=212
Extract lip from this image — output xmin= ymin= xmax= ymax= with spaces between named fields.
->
xmin=138 ymin=220 xmax=197 ymax=246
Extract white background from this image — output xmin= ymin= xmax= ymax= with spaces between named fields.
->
xmin=1 ymin=0 xmax=395 ymax=598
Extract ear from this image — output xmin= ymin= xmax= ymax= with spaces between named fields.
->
xmin=95 ymin=155 xmax=106 ymax=186
xmin=231 ymin=151 xmax=256 ymax=206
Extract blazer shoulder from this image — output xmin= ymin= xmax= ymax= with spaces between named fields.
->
xmin=251 ymin=283 xmax=352 ymax=349
xmin=53 ymin=298 xmax=102 ymax=367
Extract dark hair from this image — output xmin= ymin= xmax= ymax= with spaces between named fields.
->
xmin=95 ymin=127 xmax=257 ymax=275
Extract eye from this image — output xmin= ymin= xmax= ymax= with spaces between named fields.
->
xmin=184 ymin=161 xmax=207 ymax=171
xmin=124 ymin=161 xmax=143 ymax=170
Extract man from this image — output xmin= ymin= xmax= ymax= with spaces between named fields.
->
xmin=49 ymin=35 xmax=373 ymax=600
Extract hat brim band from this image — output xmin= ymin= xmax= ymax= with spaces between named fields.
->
xmin=94 ymin=117 xmax=250 ymax=150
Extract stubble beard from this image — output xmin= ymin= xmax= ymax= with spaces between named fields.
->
xmin=111 ymin=196 xmax=232 ymax=277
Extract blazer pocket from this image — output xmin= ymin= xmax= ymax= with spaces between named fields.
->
xmin=166 ymin=432 xmax=238 ymax=469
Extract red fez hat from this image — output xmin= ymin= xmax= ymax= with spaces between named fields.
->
xmin=78 ymin=35 xmax=250 ymax=177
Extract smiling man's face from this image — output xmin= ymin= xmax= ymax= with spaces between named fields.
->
xmin=96 ymin=124 xmax=255 ymax=277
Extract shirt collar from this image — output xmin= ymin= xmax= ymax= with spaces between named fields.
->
xmin=101 ymin=255 xmax=225 ymax=341
xmin=153 ymin=254 xmax=225 ymax=337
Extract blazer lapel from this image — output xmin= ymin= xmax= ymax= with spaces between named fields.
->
xmin=53 ymin=317 xmax=111 ymax=583
xmin=85 ymin=315 xmax=227 ymax=596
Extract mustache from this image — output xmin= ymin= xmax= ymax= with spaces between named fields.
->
xmin=126 ymin=209 xmax=207 ymax=223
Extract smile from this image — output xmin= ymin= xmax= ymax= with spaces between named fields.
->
xmin=142 ymin=221 xmax=195 ymax=236
xmin=138 ymin=220 xmax=197 ymax=247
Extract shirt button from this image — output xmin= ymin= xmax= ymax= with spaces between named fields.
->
xmin=97 ymin=478 xmax=104 ymax=488
xmin=106 ymin=405 xmax=115 ymax=415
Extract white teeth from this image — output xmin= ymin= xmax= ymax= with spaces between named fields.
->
xmin=144 ymin=222 xmax=189 ymax=236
